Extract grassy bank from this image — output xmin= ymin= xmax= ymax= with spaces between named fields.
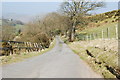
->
xmin=76 ymin=18 xmax=118 ymax=41
xmin=1 ymin=39 xmax=56 ymax=65
xmin=68 ymin=39 xmax=118 ymax=78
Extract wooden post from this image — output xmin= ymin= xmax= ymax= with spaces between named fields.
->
xmin=30 ymin=42 xmax=33 ymax=52
xmin=38 ymin=43 xmax=41 ymax=52
xmin=88 ymin=34 xmax=89 ymax=40
xmin=86 ymin=35 xmax=87 ymax=41
xmin=92 ymin=33 xmax=93 ymax=40
xmin=90 ymin=34 xmax=92 ymax=40
xmin=86 ymin=35 xmax=88 ymax=41
xmin=95 ymin=34 xmax=97 ymax=39
xmin=116 ymin=25 xmax=118 ymax=39
xmin=94 ymin=34 xmax=96 ymax=39
xmin=24 ymin=42 xmax=26 ymax=53
xmin=25 ymin=42 xmax=27 ymax=47
xmin=33 ymin=43 xmax=35 ymax=47
xmin=34 ymin=43 xmax=36 ymax=51
xmin=25 ymin=42 xmax=28 ymax=53
xmin=102 ymin=29 xmax=104 ymax=39
xmin=33 ymin=43 xmax=35 ymax=51
xmin=87 ymin=35 xmax=89 ymax=41
xmin=93 ymin=33 xmax=95 ymax=40
xmin=27 ymin=42 xmax=29 ymax=53
xmin=87 ymin=34 xmax=89 ymax=41
xmin=24 ymin=42 xmax=27 ymax=53
xmin=83 ymin=36 xmax=85 ymax=41
xmin=107 ymin=27 xmax=109 ymax=39
xmin=35 ymin=43 xmax=37 ymax=51
xmin=17 ymin=43 xmax=21 ymax=54
xmin=8 ymin=42 xmax=13 ymax=55
xmin=29 ymin=42 xmax=31 ymax=52
xmin=91 ymin=34 xmax=92 ymax=40
xmin=92 ymin=33 xmax=94 ymax=40
xmin=36 ymin=43 xmax=38 ymax=51
xmin=82 ymin=37 xmax=84 ymax=41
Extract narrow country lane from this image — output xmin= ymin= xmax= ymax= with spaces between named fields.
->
xmin=1 ymin=36 xmax=102 ymax=78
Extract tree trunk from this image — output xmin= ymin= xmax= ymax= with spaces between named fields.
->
xmin=69 ymin=24 xmax=75 ymax=42
xmin=69 ymin=16 xmax=76 ymax=42
xmin=70 ymin=27 xmax=75 ymax=42
xmin=65 ymin=30 xmax=68 ymax=38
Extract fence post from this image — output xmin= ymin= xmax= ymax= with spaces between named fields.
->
xmin=8 ymin=42 xmax=13 ymax=55
xmin=36 ymin=43 xmax=38 ymax=51
xmin=92 ymin=33 xmax=94 ymax=40
xmin=102 ymin=29 xmax=104 ymax=40
xmin=24 ymin=42 xmax=26 ymax=53
xmin=95 ymin=33 xmax=97 ymax=40
xmin=93 ymin=33 xmax=95 ymax=40
xmin=86 ymin=35 xmax=88 ymax=41
xmin=38 ymin=43 xmax=41 ymax=52
xmin=84 ymin=36 xmax=85 ymax=41
xmin=27 ymin=42 xmax=30 ymax=53
xmin=90 ymin=34 xmax=92 ymax=40
xmin=33 ymin=43 xmax=36 ymax=51
xmin=107 ymin=27 xmax=109 ymax=39
xmin=24 ymin=42 xmax=27 ymax=53
xmin=116 ymin=25 xmax=118 ymax=39
xmin=93 ymin=33 xmax=96 ymax=39
xmin=82 ymin=37 xmax=84 ymax=41
xmin=29 ymin=42 xmax=32 ymax=52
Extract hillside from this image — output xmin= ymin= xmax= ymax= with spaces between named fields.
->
xmin=76 ymin=9 xmax=119 ymax=40
xmin=68 ymin=10 xmax=119 ymax=78
xmin=3 ymin=19 xmax=24 ymax=30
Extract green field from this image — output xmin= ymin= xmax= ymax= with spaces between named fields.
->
xmin=77 ymin=21 xmax=118 ymax=40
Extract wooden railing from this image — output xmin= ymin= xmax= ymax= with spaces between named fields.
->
xmin=0 ymin=40 xmax=45 ymax=56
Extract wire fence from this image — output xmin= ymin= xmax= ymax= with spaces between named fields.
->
xmin=77 ymin=25 xmax=118 ymax=41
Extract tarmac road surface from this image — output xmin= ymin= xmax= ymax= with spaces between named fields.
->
xmin=1 ymin=36 xmax=102 ymax=78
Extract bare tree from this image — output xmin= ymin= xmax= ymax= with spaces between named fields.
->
xmin=2 ymin=25 xmax=16 ymax=40
xmin=41 ymin=12 xmax=70 ymax=36
xmin=60 ymin=0 xmax=104 ymax=41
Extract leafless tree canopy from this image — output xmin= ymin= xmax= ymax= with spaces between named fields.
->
xmin=59 ymin=0 xmax=104 ymax=41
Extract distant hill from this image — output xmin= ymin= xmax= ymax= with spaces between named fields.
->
xmin=2 ymin=18 xmax=25 ymax=36
xmin=2 ymin=18 xmax=24 ymax=26
xmin=3 ymin=13 xmax=33 ymax=23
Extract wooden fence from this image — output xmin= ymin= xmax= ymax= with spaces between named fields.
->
xmin=0 ymin=40 xmax=44 ymax=56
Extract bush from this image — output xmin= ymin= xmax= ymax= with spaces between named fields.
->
xmin=32 ymin=33 xmax=51 ymax=48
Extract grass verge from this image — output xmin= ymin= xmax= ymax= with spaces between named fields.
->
xmin=68 ymin=41 xmax=117 ymax=78
xmin=0 ymin=39 xmax=56 ymax=65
